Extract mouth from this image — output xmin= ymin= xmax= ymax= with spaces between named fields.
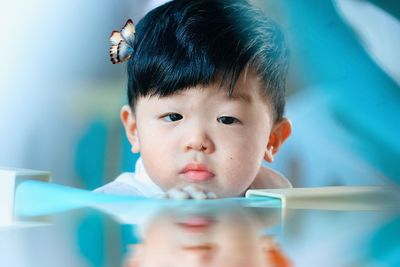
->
xmin=176 ymin=216 xmax=216 ymax=234
xmin=176 ymin=215 xmax=218 ymax=254
xmin=182 ymin=244 xmax=216 ymax=252
xmin=180 ymin=163 xmax=215 ymax=182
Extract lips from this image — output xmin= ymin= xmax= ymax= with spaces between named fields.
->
xmin=177 ymin=216 xmax=216 ymax=233
xmin=180 ymin=163 xmax=215 ymax=182
xmin=176 ymin=216 xmax=218 ymax=255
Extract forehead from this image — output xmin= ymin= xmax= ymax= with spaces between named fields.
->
xmin=206 ymin=68 xmax=269 ymax=106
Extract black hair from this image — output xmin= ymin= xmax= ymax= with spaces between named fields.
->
xmin=127 ymin=0 xmax=289 ymax=121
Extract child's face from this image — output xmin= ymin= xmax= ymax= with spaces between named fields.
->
xmin=122 ymin=70 xmax=290 ymax=197
xmin=124 ymin=206 xmax=287 ymax=267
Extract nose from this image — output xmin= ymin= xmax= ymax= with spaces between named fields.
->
xmin=184 ymin=127 xmax=215 ymax=154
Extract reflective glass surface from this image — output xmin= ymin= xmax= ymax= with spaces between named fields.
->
xmin=1 ymin=196 xmax=399 ymax=267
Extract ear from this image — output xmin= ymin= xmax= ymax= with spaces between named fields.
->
xmin=121 ymin=105 xmax=140 ymax=153
xmin=264 ymin=118 xmax=292 ymax=163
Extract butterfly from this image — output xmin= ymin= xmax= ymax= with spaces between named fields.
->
xmin=109 ymin=19 xmax=136 ymax=64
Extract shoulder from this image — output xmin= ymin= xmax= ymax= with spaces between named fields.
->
xmin=250 ymin=165 xmax=292 ymax=189
xmin=93 ymin=158 xmax=164 ymax=197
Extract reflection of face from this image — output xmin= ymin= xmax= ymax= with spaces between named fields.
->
xmin=132 ymin=70 xmax=274 ymax=197
xmin=126 ymin=206 xmax=286 ymax=267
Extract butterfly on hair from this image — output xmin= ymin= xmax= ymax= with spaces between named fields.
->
xmin=109 ymin=19 xmax=136 ymax=64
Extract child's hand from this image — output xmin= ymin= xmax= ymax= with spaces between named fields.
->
xmin=163 ymin=185 xmax=217 ymax=200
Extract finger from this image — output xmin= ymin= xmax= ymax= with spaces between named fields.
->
xmin=206 ymin=192 xmax=217 ymax=199
xmin=167 ymin=188 xmax=190 ymax=200
xmin=182 ymin=185 xmax=205 ymax=199
xmin=191 ymin=190 xmax=208 ymax=200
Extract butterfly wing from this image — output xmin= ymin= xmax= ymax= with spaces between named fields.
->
xmin=120 ymin=19 xmax=136 ymax=47
xmin=116 ymin=41 xmax=134 ymax=63
xmin=109 ymin=19 xmax=136 ymax=64
xmin=109 ymin=31 xmax=123 ymax=64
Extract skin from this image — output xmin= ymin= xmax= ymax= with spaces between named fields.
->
xmin=123 ymin=206 xmax=291 ymax=267
xmin=121 ymin=69 xmax=292 ymax=197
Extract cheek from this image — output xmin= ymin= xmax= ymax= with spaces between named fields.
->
xmin=140 ymin=154 xmax=175 ymax=190
xmin=216 ymin=135 xmax=265 ymax=190
xmin=137 ymin=122 xmax=174 ymax=156
xmin=223 ymin=151 xmax=260 ymax=186
xmin=219 ymin=128 xmax=267 ymax=165
xmin=136 ymin=126 xmax=177 ymax=188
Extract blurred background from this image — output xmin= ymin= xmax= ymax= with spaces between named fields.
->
xmin=0 ymin=0 xmax=168 ymax=189
xmin=1 ymin=0 xmax=399 ymax=189
xmin=0 ymin=0 xmax=399 ymax=266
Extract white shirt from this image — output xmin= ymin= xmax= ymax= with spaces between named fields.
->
xmin=94 ymin=158 xmax=164 ymax=197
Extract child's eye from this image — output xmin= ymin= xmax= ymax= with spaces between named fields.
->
xmin=217 ymin=116 xmax=240 ymax=125
xmin=161 ymin=113 xmax=183 ymax=122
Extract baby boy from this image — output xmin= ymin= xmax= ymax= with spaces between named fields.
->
xmin=96 ymin=0 xmax=292 ymax=198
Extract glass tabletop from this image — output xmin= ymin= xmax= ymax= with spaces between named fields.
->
xmin=1 ymin=196 xmax=399 ymax=267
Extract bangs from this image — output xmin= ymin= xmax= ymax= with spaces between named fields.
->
xmin=127 ymin=1 xmax=257 ymax=102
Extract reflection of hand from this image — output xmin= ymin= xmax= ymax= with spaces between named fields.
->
xmin=163 ymin=185 xmax=217 ymax=200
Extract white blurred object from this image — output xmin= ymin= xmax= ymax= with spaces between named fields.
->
xmin=0 ymin=168 xmax=50 ymax=227
xmin=335 ymin=0 xmax=400 ymax=85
